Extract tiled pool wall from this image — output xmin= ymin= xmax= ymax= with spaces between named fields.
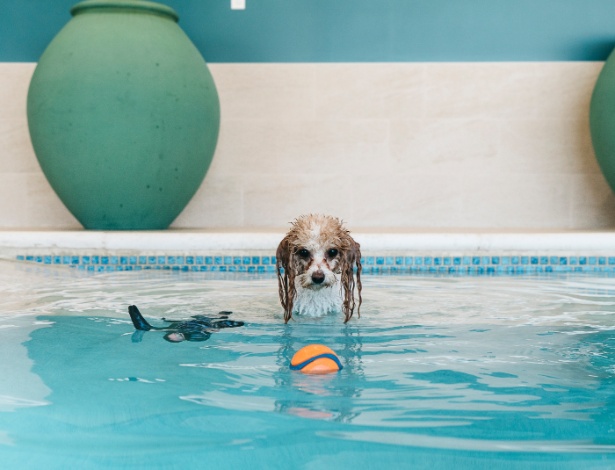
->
xmin=13 ymin=251 xmax=615 ymax=275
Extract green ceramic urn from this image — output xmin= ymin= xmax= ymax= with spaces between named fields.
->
xmin=590 ymin=51 xmax=615 ymax=196
xmin=27 ymin=0 xmax=220 ymax=230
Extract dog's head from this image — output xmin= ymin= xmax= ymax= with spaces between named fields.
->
xmin=276 ymin=214 xmax=362 ymax=323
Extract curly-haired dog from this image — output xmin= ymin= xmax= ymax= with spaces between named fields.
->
xmin=276 ymin=214 xmax=362 ymax=323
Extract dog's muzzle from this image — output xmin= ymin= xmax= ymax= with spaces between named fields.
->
xmin=311 ymin=270 xmax=326 ymax=284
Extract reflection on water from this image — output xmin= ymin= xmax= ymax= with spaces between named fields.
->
xmin=273 ymin=325 xmax=365 ymax=424
xmin=1 ymin=262 xmax=615 ymax=467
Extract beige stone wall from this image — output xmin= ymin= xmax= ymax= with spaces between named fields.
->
xmin=0 ymin=62 xmax=613 ymax=230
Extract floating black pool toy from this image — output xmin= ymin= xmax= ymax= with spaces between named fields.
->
xmin=128 ymin=305 xmax=244 ymax=343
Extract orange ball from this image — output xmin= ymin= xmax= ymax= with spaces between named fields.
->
xmin=290 ymin=344 xmax=343 ymax=374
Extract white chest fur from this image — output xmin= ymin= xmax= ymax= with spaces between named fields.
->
xmin=293 ymin=284 xmax=342 ymax=317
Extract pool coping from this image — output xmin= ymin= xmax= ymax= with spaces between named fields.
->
xmin=1 ymin=230 xmax=615 ymax=251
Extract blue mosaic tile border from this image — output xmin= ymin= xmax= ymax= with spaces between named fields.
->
xmin=14 ymin=253 xmax=615 ymax=274
xmin=361 ymin=255 xmax=615 ymax=274
xmin=15 ymin=254 xmax=278 ymax=273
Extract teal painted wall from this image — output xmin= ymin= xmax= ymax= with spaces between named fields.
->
xmin=3 ymin=0 xmax=615 ymax=62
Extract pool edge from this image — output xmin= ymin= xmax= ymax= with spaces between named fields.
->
xmin=0 ymin=230 xmax=614 ymax=251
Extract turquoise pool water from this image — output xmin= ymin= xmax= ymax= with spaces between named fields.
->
xmin=1 ymin=262 xmax=615 ymax=469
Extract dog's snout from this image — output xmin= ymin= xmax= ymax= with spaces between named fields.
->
xmin=311 ymin=270 xmax=326 ymax=284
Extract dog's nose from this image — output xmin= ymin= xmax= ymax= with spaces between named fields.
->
xmin=311 ymin=270 xmax=325 ymax=284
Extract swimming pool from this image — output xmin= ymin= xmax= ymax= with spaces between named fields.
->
xmin=1 ymin=260 xmax=615 ymax=469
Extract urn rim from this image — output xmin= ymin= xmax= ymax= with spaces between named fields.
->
xmin=70 ymin=0 xmax=179 ymax=22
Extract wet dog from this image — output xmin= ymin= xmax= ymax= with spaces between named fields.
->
xmin=276 ymin=214 xmax=362 ymax=323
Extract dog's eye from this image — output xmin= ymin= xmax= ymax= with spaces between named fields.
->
xmin=327 ymin=248 xmax=339 ymax=258
xmin=297 ymin=248 xmax=310 ymax=258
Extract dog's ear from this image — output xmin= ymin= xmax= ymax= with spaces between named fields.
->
xmin=351 ymin=240 xmax=363 ymax=319
xmin=276 ymin=236 xmax=296 ymax=323
xmin=340 ymin=237 xmax=362 ymax=323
